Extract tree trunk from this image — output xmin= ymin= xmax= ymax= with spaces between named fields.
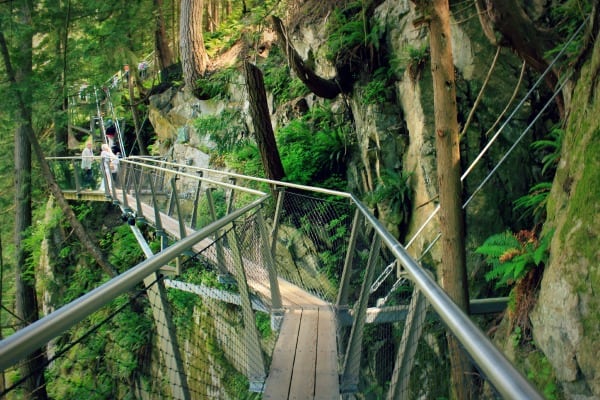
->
xmin=53 ymin=0 xmax=71 ymax=157
xmin=271 ymin=16 xmax=343 ymax=99
xmin=243 ymin=61 xmax=286 ymax=184
xmin=427 ymin=1 xmax=472 ymax=398
xmin=154 ymin=0 xmax=174 ymax=73
xmin=180 ymin=0 xmax=209 ymax=93
xmin=9 ymin=1 xmax=48 ymax=397
xmin=0 ymin=32 xmax=118 ymax=280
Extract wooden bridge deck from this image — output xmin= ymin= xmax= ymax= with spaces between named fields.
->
xmin=263 ymin=306 xmax=339 ymax=400
xmin=65 ymin=188 xmax=341 ymax=398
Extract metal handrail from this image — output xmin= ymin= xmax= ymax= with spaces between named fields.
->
xmin=0 ymin=196 xmax=268 ymax=371
xmin=122 ymin=159 xmax=543 ymax=397
xmin=33 ymin=157 xmax=543 ymax=398
xmin=350 ymin=194 xmax=542 ymax=399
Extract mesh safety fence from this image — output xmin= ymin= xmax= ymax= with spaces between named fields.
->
xmin=1 ymin=213 xmax=276 ymax=399
xmin=333 ymin=227 xmax=505 ymax=399
xmin=9 ymin=159 xmax=541 ymax=399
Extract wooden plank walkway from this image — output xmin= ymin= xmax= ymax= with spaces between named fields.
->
xmin=263 ymin=306 xmax=339 ymax=400
xmin=65 ymin=189 xmax=341 ymax=398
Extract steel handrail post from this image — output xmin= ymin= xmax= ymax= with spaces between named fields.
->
xmin=256 ymin=209 xmax=283 ymax=325
xmin=269 ymin=187 xmax=285 ymax=256
xmin=72 ymin=159 xmax=82 ymax=192
xmin=190 ymin=170 xmax=203 ymax=229
xmin=335 ymin=208 xmax=361 ymax=309
xmin=206 ymin=188 xmax=228 ymax=276
xmin=170 ymin=176 xmax=186 ymax=240
xmin=340 ymin=234 xmax=382 ymax=393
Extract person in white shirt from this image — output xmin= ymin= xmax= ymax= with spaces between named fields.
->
xmin=81 ymin=141 xmax=94 ymax=189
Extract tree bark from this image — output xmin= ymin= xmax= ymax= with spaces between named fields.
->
xmin=5 ymin=0 xmax=48 ymax=397
xmin=243 ymin=61 xmax=286 ymax=184
xmin=154 ymin=0 xmax=174 ymax=72
xmin=180 ymin=0 xmax=209 ymax=93
xmin=271 ymin=15 xmax=343 ymax=99
xmin=427 ymin=0 xmax=472 ymax=398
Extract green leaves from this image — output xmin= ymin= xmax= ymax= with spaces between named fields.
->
xmin=476 ymin=230 xmax=553 ymax=288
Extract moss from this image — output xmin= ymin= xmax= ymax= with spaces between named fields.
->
xmin=522 ymin=350 xmax=562 ymax=400
xmin=548 ymin=55 xmax=600 ymax=348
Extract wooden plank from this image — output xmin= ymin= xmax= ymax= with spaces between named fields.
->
xmin=289 ymin=308 xmax=318 ymax=399
xmin=263 ymin=310 xmax=302 ymax=399
xmin=315 ymin=307 xmax=339 ymax=399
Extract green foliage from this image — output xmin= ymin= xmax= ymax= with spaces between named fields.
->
xmin=195 ymin=68 xmax=237 ymax=100
xmin=102 ymin=224 xmax=145 ymax=271
xmin=514 ymin=126 xmax=563 ymax=225
xmin=365 ymin=170 xmax=412 ymax=226
xmin=531 ymin=126 xmax=563 ymax=176
xmin=361 ymin=67 xmax=394 ymax=105
xmin=522 ymin=350 xmax=561 ymax=400
xmin=514 ymin=182 xmax=553 ymax=225
xmin=476 ymin=230 xmax=553 ymax=288
xmin=546 ymin=0 xmax=592 ymax=64
xmin=224 ymin=142 xmax=264 ymax=177
xmin=194 ymin=109 xmax=248 ymax=155
xmin=277 ymin=105 xmax=351 ymax=186
xmin=318 ymin=214 xmax=349 ymax=286
xmin=255 ymin=311 xmax=272 ymax=340
xmin=325 ymin=1 xmax=384 ymax=65
xmin=391 ymin=42 xmax=429 ymax=79
xmin=263 ymin=46 xmax=310 ymax=104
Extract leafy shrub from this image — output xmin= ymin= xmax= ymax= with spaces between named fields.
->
xmin=326 ymin=1 xmax=384 ymax=64
xmin=476 ymin=229 xmax=552 ymax=288
xmin=514 ymin=126 xmax=563 ymax=226
xmin=361 ymin=67 xmax=394 ymax=105
xmin=194 ymin=109 xmax=248 ymax=155
xmin=391 ymin=42 xmax=429 ymax=80
xmin=277 ymin=104 xmax=351 ymax=186
xmin=195 ymin=68 xmax=237 ymax=100
xmin=365 ymin=169 xmax=412 ymax=227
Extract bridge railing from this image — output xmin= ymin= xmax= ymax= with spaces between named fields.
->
xmin=3 ymin=157 xmax=543 ymax=399
xmin=119 ymin=158 xmax=543 ymax=398
xmin=0 ymin=193 xmax=278 ymax=398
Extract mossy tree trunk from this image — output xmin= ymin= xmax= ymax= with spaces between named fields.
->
xmin=1 ymin=0 xmax=48 ymax=397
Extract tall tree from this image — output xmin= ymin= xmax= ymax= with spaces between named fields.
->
xmin=155 ymin=0 xmax=175 ymax=73
xmin=180 ymin=0 xmax=209 ymax=93
xmin=420 ymin=0 xmax=472 ymax=398
xmin=243 ymin=61 xmax=286 ymax=184
xmin=0 ymin=0 xmax=49 ymax=397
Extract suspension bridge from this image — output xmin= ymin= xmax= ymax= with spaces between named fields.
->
xmin=0 ymin=17 xmax=584 ymax=399
xmin=0 ymin=156 xmax=541 ymax=399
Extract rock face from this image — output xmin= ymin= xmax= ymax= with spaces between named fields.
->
xmin=530 ymin=43 xmax=600 ymax=398
xmin=147 ymin=1 xmax=600 ymax=396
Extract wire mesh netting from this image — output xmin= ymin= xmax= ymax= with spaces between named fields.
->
xmin=1 ymin=215 xmax=276 ymax=399
xmin=274 ymin=190 xmax=354 ymax=303
xmin=5 ymin=159 xmax=544 ymax=399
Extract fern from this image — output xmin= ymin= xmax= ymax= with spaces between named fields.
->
xmin=531 ymin=126 xmax=563 ymax=176
xmin=366 ymin=170 xmax=412 ymax=226
xmin=476 ymin=230 xmax=553 ymax=288
xmin=513 ymin=182 xmax=552 ymax=225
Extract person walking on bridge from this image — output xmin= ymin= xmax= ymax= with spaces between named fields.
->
xmin=100 ymin=143 xmax=117 ymax=191
xmin=81 ymin=141 xmax=94 ymax=189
